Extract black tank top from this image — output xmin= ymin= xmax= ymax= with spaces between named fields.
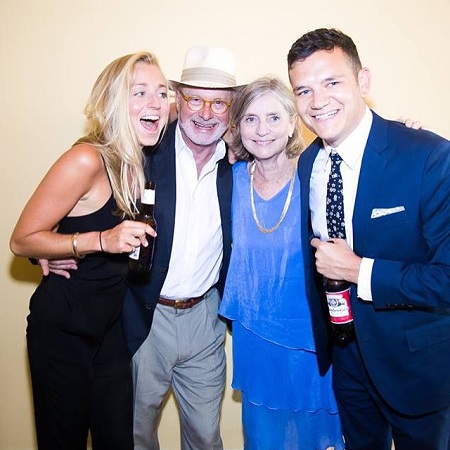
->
xmin=28 ymin=195 xmax=129 ymax=340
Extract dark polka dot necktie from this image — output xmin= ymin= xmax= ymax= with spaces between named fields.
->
xmin=326 ymin=151 xmax=346 ymax=239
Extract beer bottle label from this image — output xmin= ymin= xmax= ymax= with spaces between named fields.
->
xmin=129 ymin=246 xmax=140 ymax=261
xmin=326 ymin=287 xmax=353 ymax=324
xmin=141 ymin=188 xmax=155 ymax=205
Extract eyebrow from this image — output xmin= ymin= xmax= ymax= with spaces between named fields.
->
xmin=293 ymin=74 xmax=344 ymax=93
xmin=181 ymin=90 xmax=230 ymax=99
xmin=243 ymin=111 xmax=280 ymax=117
xmin=132 ymin=82 xmax=167 ymax=89
xmin=323 ymin=74 xmax=343 ymax=82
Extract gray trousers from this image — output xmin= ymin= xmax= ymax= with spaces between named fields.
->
xmin=132 ymin=288 xmax=226 ymax=450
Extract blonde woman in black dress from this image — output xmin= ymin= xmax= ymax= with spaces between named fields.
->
xmin=10 ymin=52 xmax=170 ymax=450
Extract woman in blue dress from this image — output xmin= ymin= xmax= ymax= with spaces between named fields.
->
xmin=219 ymin=76 xmax=344 ymax=450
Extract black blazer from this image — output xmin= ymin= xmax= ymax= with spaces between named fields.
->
xmin=122 ymin=121 xmax=233 ymax=356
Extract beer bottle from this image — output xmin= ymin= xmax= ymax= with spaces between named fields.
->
xmin=324 ymin=277 xmax=355 ymax=345
xmin=129 ymin=181 xmax=156 ymax=272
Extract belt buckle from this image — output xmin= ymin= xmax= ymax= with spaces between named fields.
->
xmin=173 ymin=299 xmax=187 ymax=309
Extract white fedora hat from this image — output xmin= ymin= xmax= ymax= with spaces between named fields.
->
xmin=170 ymin=45 xmax=238 ymax=89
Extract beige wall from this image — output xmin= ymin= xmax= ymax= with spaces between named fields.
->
xmin=1 ymin=0 xmax=449 ymax=449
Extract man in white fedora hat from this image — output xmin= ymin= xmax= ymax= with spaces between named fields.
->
xmin=122 ymin=45 xmax=237 ymax=450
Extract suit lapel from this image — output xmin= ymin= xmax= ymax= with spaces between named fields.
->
xmin=299 ymin=137 xmax=321 ymax=238
xmin=217 ymin=156 xmax=232 ymax=244
xmin=148 ymin=121 xmax=177 ymax=259
xmin=352 ymin=113 xmax=390 ymax=252
xmin=298 ymin=138 xmax=321 ymax=282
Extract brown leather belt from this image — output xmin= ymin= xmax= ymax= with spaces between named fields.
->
xmin=157 ymin=290 xmax=209 ymax=309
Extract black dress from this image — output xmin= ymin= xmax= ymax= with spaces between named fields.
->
xmin=26 ymin=195 xmax=133 ymax=450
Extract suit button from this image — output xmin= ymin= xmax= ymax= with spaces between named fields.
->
xmin=145 ymin=304 xmax=153 ymax=310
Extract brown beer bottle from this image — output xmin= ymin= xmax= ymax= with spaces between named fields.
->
xmin=129 ymin=181 xmax=156 ymax=272
xmin=324 ymin=278 xmax=355 ymax=345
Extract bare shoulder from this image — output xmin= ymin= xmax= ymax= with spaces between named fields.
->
xmin=38 ymin=143 xmax=106 ymax=197
xmin=60 ymin=143 xmax=103 ymax=173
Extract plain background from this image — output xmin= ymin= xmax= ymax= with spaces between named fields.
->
xmin=1 ymin=0 xmax=449 ymax=449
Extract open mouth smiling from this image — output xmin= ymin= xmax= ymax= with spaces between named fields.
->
xmin=140 ymin=115 xmax=160 ymax=131
xmin=192 ymin=120 xmax=217 ymax=130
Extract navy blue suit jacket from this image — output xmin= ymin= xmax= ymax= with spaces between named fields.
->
xmin=297 ymin=159 xmax=333 ymax=376
xmin=299 ymin=111 xmax=450 ymax=415
xmin=122 ymin=121 xmax=233 ymax=357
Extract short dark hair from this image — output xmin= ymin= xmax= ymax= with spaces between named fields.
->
xmin=287 ymin=28 xmax=362 ymax=75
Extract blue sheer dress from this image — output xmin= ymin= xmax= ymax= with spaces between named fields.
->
xmin=219 ymin=161 xmax=344 ymax=450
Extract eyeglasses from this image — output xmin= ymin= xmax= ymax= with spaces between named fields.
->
xmin=179 ymin=91 xmax=231 ymax=114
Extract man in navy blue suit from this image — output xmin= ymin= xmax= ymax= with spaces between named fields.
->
xmin=288 ymin=28 xmax=450 ymax=450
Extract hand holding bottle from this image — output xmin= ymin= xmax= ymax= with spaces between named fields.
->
xmin=311 ymin=238 xmax=361 ymax=345
xmin=38 ymin=221 xmax=156 ymax=279
xmin=99 ymin=219 xmax=156 ymax=255
xmin=310 ymin=238 xmax=361 ymax=283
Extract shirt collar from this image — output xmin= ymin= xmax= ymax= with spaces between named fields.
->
xmin=323 ymin=106 xmax=373 ymax=170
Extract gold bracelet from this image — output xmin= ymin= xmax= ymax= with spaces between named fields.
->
xmin=99 ymin=231 xmax=104 ymax=252
xmin=71 ymin=232 xmax=85 ymax=259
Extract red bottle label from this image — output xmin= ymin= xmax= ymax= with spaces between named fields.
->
xmin=326 ymin=287 xmax=353 ymax=324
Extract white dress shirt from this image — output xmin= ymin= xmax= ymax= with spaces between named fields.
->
xmin=310 ymin=106 xmax=374 ymax=300
xmin=160 ymin=125 xmax=225 ymax=299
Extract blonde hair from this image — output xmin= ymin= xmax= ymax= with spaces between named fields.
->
xmin=230 ymin=76 xmax=303 ymax=161
xmin=75 ymin=51 xmax=168 ymax=218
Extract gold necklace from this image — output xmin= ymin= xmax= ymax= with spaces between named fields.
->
xmin=250 ymin=160 xmax=296 ymax=234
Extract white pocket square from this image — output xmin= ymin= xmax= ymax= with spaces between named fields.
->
xmin=371 ymin=206 xmax=405 ymax=219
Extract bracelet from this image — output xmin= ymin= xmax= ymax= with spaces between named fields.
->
xmin=71 ymin=232 xmax=85 ymax=259
xmin=99 ymin=231 xmax=104 ymax=252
